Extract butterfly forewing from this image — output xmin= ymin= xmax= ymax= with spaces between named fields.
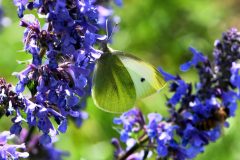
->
xmin=92 ymin=53 xmax=136 ymax=113
xmin=117 ymin=53 xmax=166 ymax=99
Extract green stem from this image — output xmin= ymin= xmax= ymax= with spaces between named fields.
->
xmin=25 ymin=126 xmax=35 ymax=143
xmin=118 ymin=135 xmax=149 ymax=160
xmin=143 ymin=149 xmax=149 ymax=160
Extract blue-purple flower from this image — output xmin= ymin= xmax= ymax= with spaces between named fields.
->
xmin=19 ymin=129 xmax=68 ymax=160
xmin=0 ymin=131 xmax=29 ymax=159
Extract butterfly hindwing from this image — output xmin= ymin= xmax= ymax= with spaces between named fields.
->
xmin=92 ymin=53 xmax=136 ymax=113
xmin=116 ymin=52 xmax=166 ymax=99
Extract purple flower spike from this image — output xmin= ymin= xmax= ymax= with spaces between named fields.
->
xmin=9 ymin=0 xmax=121 ymax=144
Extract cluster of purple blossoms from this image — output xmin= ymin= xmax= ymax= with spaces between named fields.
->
xmin=19 ymin=128 xmax=69 ymax=160
xmin=0 ymin=131 xmax=29 ymax=159
xmin=10 ymin=0 xmax=121 ymax=145
xmin=0 ymin=127 xmax=68 ymax=160
xmin=0 ymin=78 xmax=68 ymax=159
xmin=113 ymin=28 xmax=240 ymax=160
xmin=0 ymin=78 xmax=25 ymax=119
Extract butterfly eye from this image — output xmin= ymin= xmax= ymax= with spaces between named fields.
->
xmin=140 ymin=78 xmax=145 ymax=82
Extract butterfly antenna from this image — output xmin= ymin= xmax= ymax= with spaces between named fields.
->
xmin=101 ymin=19 xmax=119 ymax=53
xmin=106 ymin=19 xmax=110 ymax=41
xmin=106 ymin=19 xmax=119 ymax=42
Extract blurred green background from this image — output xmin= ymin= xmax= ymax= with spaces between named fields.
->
xmin=1 ymin=0 xmax=240 ymax=160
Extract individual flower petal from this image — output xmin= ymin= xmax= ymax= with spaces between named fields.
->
xmin=58 ymin=119 xmax=68 ymax=133
xmin=158 ymin=67 xmax=176 ymax=81
xmin=39 ymin=134 xmax=52 ymax=145
xmin=180 ymin=47 xmax=207 ymax=71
